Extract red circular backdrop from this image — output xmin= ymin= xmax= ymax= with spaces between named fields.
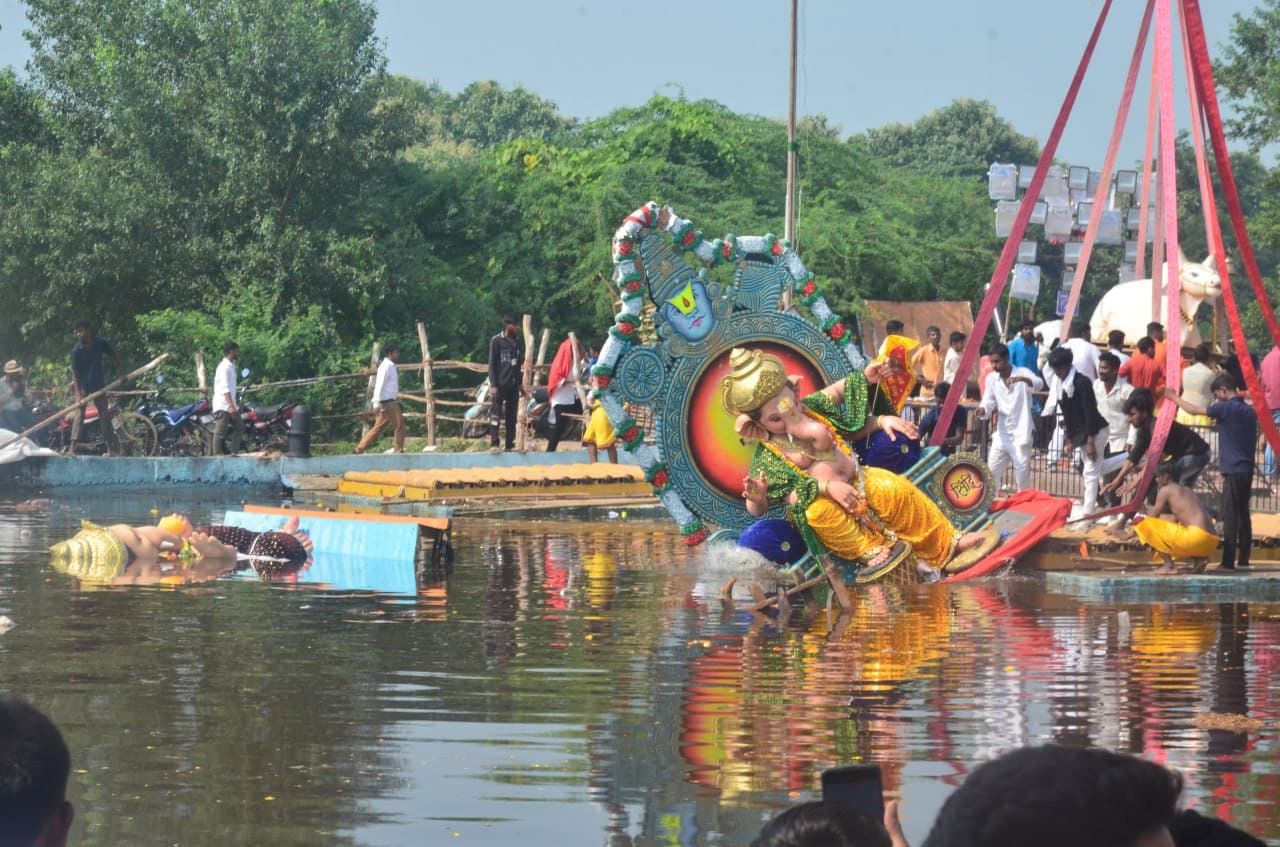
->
xmin=687 ymin=344 xmax=828 ymax=500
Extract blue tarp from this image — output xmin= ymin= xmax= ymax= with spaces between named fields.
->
xmin=220 ymin=509 xmax=419 ymax=596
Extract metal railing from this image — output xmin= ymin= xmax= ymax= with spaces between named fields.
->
xmin=900 ymin=399 xmax=1278 ymax=512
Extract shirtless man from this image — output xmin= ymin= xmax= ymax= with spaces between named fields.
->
xmin=1108 ymin=463 xmax=1219 ymax=574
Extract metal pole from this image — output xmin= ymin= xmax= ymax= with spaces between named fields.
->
xmin=784 ymin=0 xmax=798 ymax=244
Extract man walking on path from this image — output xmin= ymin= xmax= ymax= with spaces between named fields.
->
xmin=975 ymin=343 xmax=1044 ymax=491
xmin=69 ymin=319 xmax=120 ymax=456
xmin=545 ymin=335 xmax=584 ymax=452
xmin=1166 ymin=374 xmax=1258 ymax=570
xmin=488 ymin=315 xmax=524 ymax=452
xmin=211 ymin=341 xmax=245 ymax=455
xmin=355 ymin=342 xmax=406 ymax=454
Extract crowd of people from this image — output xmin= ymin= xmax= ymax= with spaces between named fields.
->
xmin=5 ymin=694 xmax=1263 ymax=847
xmin=891 ymin=315 xmax=1273 ymax=573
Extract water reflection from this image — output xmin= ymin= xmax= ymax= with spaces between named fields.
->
xmin=1 ymin=492 xmax=1278 ymax=845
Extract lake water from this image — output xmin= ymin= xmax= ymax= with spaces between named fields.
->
xmin=2 ymin=487 xmax=1278 ymax=845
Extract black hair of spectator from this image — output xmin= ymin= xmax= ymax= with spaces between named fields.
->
xmin=502 ymin=314 xmax=518 ymax=326
xmin=752 ymin=801 xmax=891 ymax=847
xmin=949 ymin=331 xmax=966 ymax=345
xmin=1147 ymin=321 xmax=1164 ymax=334
xmin=921 ymin=745 xmax=1181 ymax=847
xmin=73 ymin=319 xmax=91 ymax=332
xmin=1108 ymin=329 xmax=1126 ymax=348
xmin=1098 ymin=351 xmax=1121 ymax=369
xmin=1194 ymin=344 xmax=1211 ymax=364
xmin=1124 ymin=387 xmax=1156 ymax=415
xmin=1068 ymin=319 xmax=1088 ymax=338
xmin=222 ymin=341 xmax=239 ymax=355
xmin=1211 ymin=372 xmax=1239 ymax=393
xmin=885 ymin=320 xmax=905 ymax=335
xmin=988 ymin=342 xmax=1010 ymax=360
xmin=0 ymin=697 xmax=72 ymax=847
xmin=383 ymin=341 xmax=400 ymax=357
xmin=1169 ymin=808 xmax=1266 ymax=847
xmin=1137 ymin=337 xmax=1155 ymax=354
xmin=1047 ymin=346 xmax=1074 ymax=370
xmin=934 ymin=381 xmax=952 ymax=402
xmin=1019 ymin=319 xmax=1036 ymax=331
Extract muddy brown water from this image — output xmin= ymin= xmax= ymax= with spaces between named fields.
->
xmin=1 ymin=488 xmax=1278 ymax=845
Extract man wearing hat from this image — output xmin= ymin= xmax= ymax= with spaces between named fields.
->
xmin=0 ymin=360 xmax=36 ymax=433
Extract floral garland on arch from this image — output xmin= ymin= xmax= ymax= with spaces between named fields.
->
xmin=595 ymin=203 xmax=866 ymax=546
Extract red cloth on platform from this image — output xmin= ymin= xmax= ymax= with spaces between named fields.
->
xmin=941 ymin=489 xmax=1072 ymax=582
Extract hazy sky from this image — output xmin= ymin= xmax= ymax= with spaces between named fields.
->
xmin=0 ymin=0 xmax=1269 ymax=167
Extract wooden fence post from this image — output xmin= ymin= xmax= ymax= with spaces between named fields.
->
xmin=194 ymin=352 xmax=208 ymax=396
xmin=568 ymin=331 xmax=591 ymax=412
xmin=417 ymin=322 xmax=435 ymax=446
xmin=534 ymin=328 xmax=550 ymax=383
xmin=516 ymin=314 xmax=534 ymax=452
xmin=361 ymin=341 xmax=380 ymax=442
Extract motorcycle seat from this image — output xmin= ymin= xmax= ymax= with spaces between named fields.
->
xmin=248 ymin=403 xmax=287 ymax=419
xmin=167 ymin=400 xmax=205 ymax=419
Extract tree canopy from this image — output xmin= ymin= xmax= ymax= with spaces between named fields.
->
xmin=2 ymin=0 xmax=1278 ymax=438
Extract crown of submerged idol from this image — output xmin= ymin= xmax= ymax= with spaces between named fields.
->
xmin=720 ymin=348 xmax=788 ymax=416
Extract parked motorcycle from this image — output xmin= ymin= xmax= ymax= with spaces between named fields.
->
xmin=463 ymin=376 xmax=588 ymax=441
xmin=48 ymin=398 xmax=158 ymax=456
xmin=462 ymin=379 xmax=490 ymax=438
xmin=527 ymin=385 xmax=586 ymax=442
xmin=217 ymin=370 xmax=296 ymax=454
xmin=134 ymin=375 xmax=212 ymax=456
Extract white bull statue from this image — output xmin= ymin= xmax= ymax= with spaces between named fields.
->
xmin=1090 ymin=250 xmax=1221 ymax=346
xmin=1031 ymin=250 xmax=1221 ymax=348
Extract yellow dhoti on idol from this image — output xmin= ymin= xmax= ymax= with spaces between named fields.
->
xmin=1133 ymin=517 xmax=1219 ymax=560
xmin=804 ymin=468 xmax=958 ymax=567
xmin=719 ymin=348 xmax=962 ymax=571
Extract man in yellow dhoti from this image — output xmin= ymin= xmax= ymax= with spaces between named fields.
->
xmin=1117 ymin=463 xmax=1220 ymax=574
xmin=723 ymin=348 xmax=990 ymax=572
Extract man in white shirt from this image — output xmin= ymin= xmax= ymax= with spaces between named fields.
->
xmin=1061 ymin=320 xmax=1100 ymax=380
xmin=1095 ymin=351 xmax=1135 ymax=508
xmin=1106 ymin=330 xmax=1130 ymax=368
xmin=975 ymin=342 xmax=1044 ymax=491
xmin=942 ymin=330 xmax=966 ymax=386
xmin=212 ymin=341 xmax=245 ymax=455
xmin=355 ymin=342 xmax=406 ymax=454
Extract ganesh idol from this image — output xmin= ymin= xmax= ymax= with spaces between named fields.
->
xmin=721 ymin=347 xmax=992 ymax=574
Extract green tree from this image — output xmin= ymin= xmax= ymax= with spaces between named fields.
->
xmin=441 ymin=80 xmax=573 ymax=148
xmin=1214 ymin=0 xmax=1280 ymax=151
xmin=2 ymin=0 xmax=409 ymax=367
xmin=1213 ymin=0 xmax=1280 ymax=350
xmin=862 ymin=98 xmax=1042 ymax=179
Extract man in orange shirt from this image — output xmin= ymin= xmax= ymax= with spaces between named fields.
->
xmin=1147 ymin=322 xmax=1167 ymax=368
xmin=1119 ymin=336 xmax=1165 ymax=395
xmin=911 ymin=325 xmax=944 ymax=401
